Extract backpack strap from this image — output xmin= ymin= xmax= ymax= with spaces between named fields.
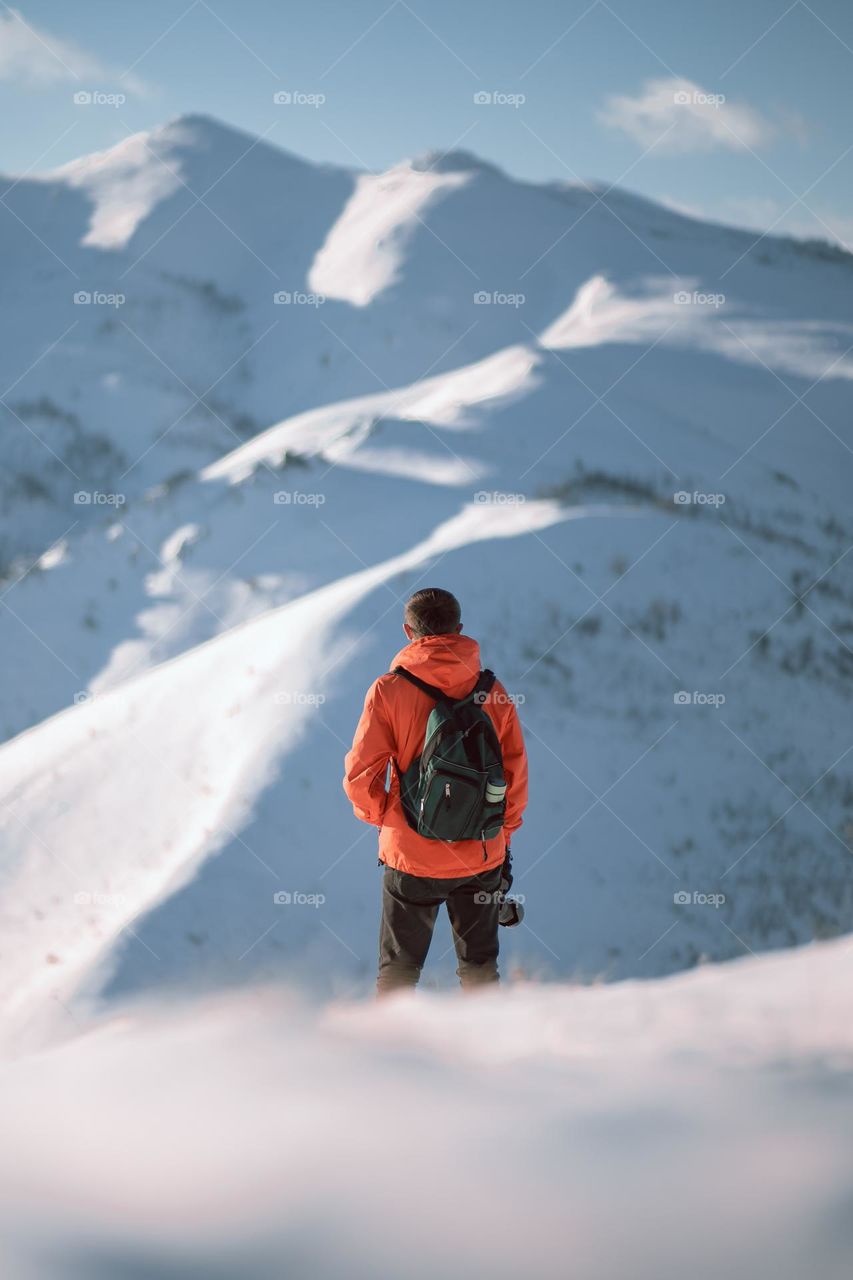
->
xmin=465 ymin=669 xmax=496 ymax=705
xmin=392 ymin=665 xmax=447 ymax=702
xmin=393 ymin=665 xmax=496 ymax=706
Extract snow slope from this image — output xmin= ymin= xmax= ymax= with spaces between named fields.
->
xmin=1 ymin=937 xmax=852 ymax=1279
xmin=1 ymin=116 xmax=853 ymax=1034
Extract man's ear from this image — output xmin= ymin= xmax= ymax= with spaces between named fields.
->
xmin=403 ymin=622 xmax=414 ymax=639
xmin=455 ymin=623 xmax=463 ymax=633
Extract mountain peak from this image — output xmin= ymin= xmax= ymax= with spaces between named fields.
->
xmin=44 ymin=111 xmax=350 ymax=252
xmin=151 ymin=112 xmax=260 ymax=150
xmin=49 ymin=112 xmax=277 ymax=183
xmin=408 ymin=148 xmax=502 ymax=176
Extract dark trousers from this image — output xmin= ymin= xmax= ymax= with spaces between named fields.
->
xmin=377 ymin=864 xmax=502 ymax=994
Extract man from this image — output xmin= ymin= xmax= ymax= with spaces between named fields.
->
xmin=343 ymin=587 xmax=528 ymax=994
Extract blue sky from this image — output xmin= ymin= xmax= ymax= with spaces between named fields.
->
xmin=2 ymin=0 xmax=852 ymax=245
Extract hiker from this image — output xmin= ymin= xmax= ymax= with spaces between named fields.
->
xmin=343 ymin=587 xmax=528 ymax=994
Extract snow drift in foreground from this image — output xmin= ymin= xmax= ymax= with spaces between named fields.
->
xmin=3 ymin=936 xmax=852 ymax=1280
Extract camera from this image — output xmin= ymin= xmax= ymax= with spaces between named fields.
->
xmin=497 ymin=848 xmax=524 ymax=927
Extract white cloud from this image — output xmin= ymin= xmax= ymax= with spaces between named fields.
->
xmin=0 ymin=8 xmax=146 ymax=93
xmin=598 ymin=76 xmax=773 ymax=152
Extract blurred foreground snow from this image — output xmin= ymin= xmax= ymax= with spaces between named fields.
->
xmin=2 ymin=936 xmax=852 ymax=1280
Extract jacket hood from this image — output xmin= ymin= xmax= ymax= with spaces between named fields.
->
xmin=390 ymin=633 xmax=482 ymax=699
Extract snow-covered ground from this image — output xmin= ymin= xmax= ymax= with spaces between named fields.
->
xmin=2 ymin=937 xmax=852 ymax=1279
xmin=2 ymin=113 xmax=852 ymax=1277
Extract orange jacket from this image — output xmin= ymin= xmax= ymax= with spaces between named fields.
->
xmin=343 ymin=633 xmax=528 ymax=878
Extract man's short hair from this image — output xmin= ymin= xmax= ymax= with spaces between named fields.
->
xmin=404 ymin=588 xmax=461 ymax=638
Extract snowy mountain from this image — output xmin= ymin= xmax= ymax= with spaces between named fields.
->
xmin=2 ymin=114 xmax=853 ymax=1035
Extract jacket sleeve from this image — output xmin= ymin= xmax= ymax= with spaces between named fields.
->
xmin=496 ymin=685 xmax=528 ymax=839
xmin=343 ymin=679 xmax=394 ymax=826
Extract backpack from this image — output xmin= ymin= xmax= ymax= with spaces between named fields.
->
xmin=392 ymin=665 xmax=507 ymax=847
